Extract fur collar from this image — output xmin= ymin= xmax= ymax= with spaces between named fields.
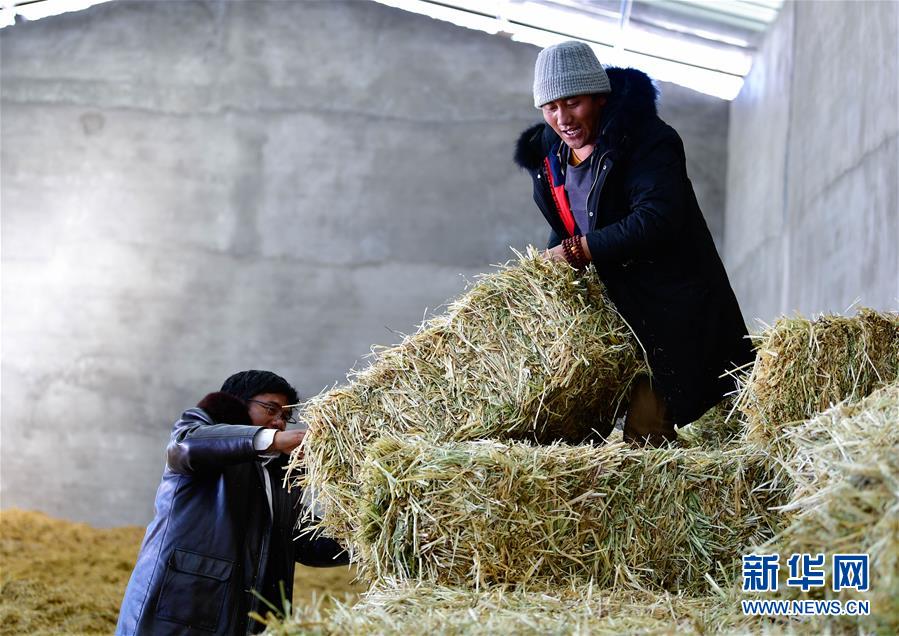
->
xmin=514 ymin=67 xmax=658 ymax=170
xmin=196 ymin=391 xmax=252 ymax=425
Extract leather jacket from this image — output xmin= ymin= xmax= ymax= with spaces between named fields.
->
xmin=116 ymin=393 xmax=348 ymax=635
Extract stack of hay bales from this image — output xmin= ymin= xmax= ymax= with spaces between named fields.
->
xmin=762 ymin=382 xmax=899 ymax=633
xmin=277 ymin=255 xmax=899 ymax=634
xmin=298 ymin=251 xmax=648 ymax=544
xmin=736 ymin=308 xmax=899 ymax=452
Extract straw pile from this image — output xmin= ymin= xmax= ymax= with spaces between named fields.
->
xmin=0 ymin=509 xmax=143 ymax=635
xmin=259 ymin=582 xmax=753 ymax=636
xmin=298 ymin=251 xmax=648 ymax=543
xmin=736 ymin=309 xmax=899 ymax=450
xmin=353 ymin=435 xmax=786 ymax=592
xmin=0 ymin=509 xmax=364 ymax=636
xmin=763 ymin=382 xmax=899 ymax=633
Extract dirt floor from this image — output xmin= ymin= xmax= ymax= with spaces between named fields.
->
xmin=0 ymin=509 xmax=365 ymax=635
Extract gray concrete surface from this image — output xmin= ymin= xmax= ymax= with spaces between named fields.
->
xmin=726 ymin=0 xmax=899 ymax=325
xmin=1 ymin=0 xmax=730 ymax=526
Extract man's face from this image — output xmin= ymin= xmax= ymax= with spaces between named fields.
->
xmin=541 ymin=94 xmax=606 ymax=151
xmin=247 ymin=392 xmax=290 ymax=431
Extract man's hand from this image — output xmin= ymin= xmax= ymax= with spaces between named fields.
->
xmin=544 ymin=237 xmax=592 ymax=263
xmin=267 ymin=429 xmax=305 ymax=454
xmin=544 ymin=244 xmax=568 ymax=262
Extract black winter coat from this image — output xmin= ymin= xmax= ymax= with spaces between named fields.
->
xmin=515 ymin=67 xmax=754 ymax=424
xmin=116 ymin=393 xmax=347 ymax=636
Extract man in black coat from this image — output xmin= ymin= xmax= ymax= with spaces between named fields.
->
xmin=116 ymin=370 xmax=348 ymax=635
xmin=515 ymin=41 xmax=754 ymax=445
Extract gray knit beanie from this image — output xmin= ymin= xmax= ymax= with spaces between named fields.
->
xmin=533 ymin=41 xmax=611 ymax=108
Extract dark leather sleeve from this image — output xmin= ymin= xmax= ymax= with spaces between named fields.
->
xmin=293 ymin=523 xmax=350 ymax=567
xmin=166 ymin=409 xmax=262 ymax=475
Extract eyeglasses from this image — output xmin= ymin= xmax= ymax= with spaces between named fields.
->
xmin=247 ymin=399 xmax=297 ymax=425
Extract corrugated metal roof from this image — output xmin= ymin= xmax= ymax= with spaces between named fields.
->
xmin=373 ymin=0 xmax=785 ymax=98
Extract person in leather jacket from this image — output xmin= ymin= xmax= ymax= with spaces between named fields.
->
xmin=116 ymin=370 xmax=348 ymax=635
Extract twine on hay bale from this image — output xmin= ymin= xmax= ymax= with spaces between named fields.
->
xmin=354 ymin=435 xmax=787 ymax=593
xmin=293 ymin=250 xmax=648 ymax=544
xmin=735 ymin=308 xmax=899 ymax=451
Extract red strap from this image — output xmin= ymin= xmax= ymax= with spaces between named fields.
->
xmin=544 ymin=157 xmax=576 ymax=237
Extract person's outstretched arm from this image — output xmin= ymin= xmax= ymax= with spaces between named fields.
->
xmin=166 ymin=410 xmax=262 ymax=474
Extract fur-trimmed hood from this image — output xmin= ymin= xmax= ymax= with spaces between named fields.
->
xmin=196 ymin=391 xmax=252 ymax=425
xmin=514 ymin=67 xmax=659 ymax=170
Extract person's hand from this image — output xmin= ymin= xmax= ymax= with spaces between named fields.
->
xmin=268 ymin=429 xmax=305 ymax=455
xmin=544 ymin=237 xmax=592 ymax=264
xmin=544 ymin=244 xmax=568 ymax=262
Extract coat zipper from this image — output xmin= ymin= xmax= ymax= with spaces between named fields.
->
xmin=585 ymin=149 xmax=612 ymax=232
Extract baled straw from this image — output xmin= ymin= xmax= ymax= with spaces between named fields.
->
xmin=735 ymin=308 xmax=898 ymax=450
xmin=295 ymin=251 xmax=648 ymax=543
xmin=679 ymin=397 xmax=744 ymax=450
xmin=355 ymin=436 xmax=787 ymax=593
xmin=260 ymin=581 xmax=750 ymax=636
xmin=762 ymin=382 xmax=899 ymax=633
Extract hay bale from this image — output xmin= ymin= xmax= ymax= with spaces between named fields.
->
xmin=298 ymin=251 xmax=647 ymax=543
xmin=736 ymin=309 xmax=899 ymax=449
xmin=763 ymin=382 xmax=899 ymax=633
xmin=260 ymin=582 xmax=740 ymax=636
xmin=354 ymin=436 xmax=787 ymax=593
xmin=679 ymin=397 xmax=744 ymax=449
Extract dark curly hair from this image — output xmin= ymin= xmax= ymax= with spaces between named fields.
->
xmin=220 ymin=370 xmax=299 ymax=404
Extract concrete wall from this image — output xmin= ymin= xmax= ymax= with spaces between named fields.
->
xmin=726 ymin=0 xmax=898 ymax=324
xmin=1 ymin=0 xmax=730 ymax=526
